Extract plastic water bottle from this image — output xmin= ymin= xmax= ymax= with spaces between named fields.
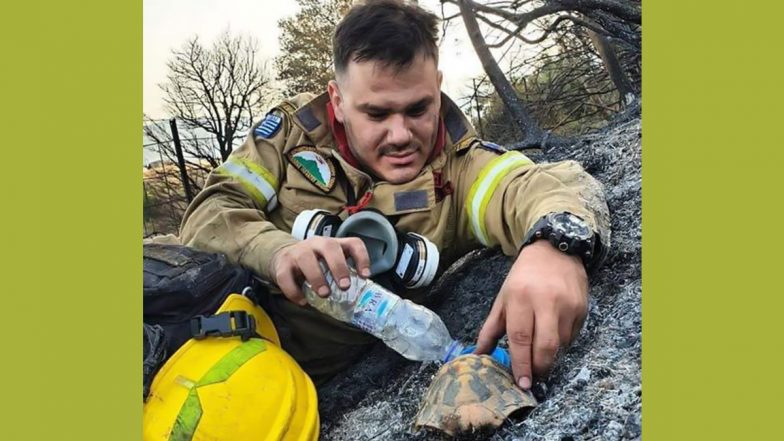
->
xmin=303 ymin=264 xmax=456 ymax=361
xmin=303 ymin=263 xmax=511 ymax=369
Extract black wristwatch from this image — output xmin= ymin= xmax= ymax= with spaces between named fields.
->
xmin=521 ymin=212 xmax=603 ymax=272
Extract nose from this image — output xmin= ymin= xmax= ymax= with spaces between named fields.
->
xmin=385 ymin=113 xmax=412 ymax=147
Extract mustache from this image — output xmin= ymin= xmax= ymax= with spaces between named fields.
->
xmin=379 ymin=143 xmax=420 ymax=156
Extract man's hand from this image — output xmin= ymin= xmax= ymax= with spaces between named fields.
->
xmin=475 ymin=240 xmax=589 ymax=389
xmin=270 ymin=236 xmax=372 ymax=306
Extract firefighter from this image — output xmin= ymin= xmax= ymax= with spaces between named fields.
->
xmin=179 ymin=0 xmax=610 ymax=390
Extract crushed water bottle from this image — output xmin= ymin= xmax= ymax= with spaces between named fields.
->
xmin=303 ymin=263 xmax=511 ymax=369
xmin=304 ymin=263 xmax=454 ymax=361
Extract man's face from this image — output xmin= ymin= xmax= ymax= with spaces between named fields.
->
xmin=328 ymin=54 xmax=443 ymax=184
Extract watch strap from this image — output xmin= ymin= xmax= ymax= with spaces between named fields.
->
xmin=520 ymin=213 xmax=605 ymax=274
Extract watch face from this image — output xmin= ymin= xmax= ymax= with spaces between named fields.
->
xmin=550 ymin=212 xmax=592 ymax=240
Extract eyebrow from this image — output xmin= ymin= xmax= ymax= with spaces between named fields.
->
xmin=357 ymin=97 xmax=433 ymax=114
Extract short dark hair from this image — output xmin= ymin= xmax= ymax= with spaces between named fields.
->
xmin=333 ymin=0 xmax=439 ymax=77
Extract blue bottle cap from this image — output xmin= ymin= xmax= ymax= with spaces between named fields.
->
xmin=459 ymin=344 xmax=511 ymax=370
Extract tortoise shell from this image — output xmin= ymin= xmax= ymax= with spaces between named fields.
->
xmin=414 ymin=354 xmax=538 ymax=436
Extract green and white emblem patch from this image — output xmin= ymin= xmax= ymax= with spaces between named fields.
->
xmin=286 ymin=146 xmax=336 ymax=193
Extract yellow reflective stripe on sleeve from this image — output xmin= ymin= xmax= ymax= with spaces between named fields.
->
xmin=466 ymin=151 xmax=533 ymax=246
xmin=216 ymin=157 xmax=279 ymax=211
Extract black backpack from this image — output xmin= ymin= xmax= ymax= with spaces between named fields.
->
xmin=142 ymin=243 xmax=261 ymax=400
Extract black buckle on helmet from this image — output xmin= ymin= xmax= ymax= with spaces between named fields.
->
xmin=190 ymin=311 xmax=257 ymax=341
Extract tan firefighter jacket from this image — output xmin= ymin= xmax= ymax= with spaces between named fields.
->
xmin=178 ymin=92 xmax=611 ymax=382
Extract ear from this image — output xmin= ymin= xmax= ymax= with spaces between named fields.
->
xmin=437 ymin=70 xmax=443 ymax=90
xmin=327 ymin=80 xmax=345 ymax=123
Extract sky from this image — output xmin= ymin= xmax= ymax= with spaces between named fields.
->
xmin=143 ymin=0 xmax=491 ymax=119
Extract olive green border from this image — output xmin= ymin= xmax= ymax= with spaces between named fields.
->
xmin=4 ymin=0 xmax=783 ymax=439
xmin=2 ymin=1 xmax=141 ymax=439
xmin=644 ymin=1 xmax=784 ymax=439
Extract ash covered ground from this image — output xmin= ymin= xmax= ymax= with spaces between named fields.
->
xmin=317 ymin=108 xmax=642 ymax=441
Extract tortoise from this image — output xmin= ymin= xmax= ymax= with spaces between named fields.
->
xmin=414 ymin=354 xmax=538 ymax=436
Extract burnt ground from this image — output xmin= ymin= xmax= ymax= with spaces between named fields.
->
xmin=317 ymin=108 xmax=642 ymax=441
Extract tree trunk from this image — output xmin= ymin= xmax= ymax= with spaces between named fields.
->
xmin=586 ymin=29 xmax=636 ymax=106
xmin=457 ymin=0 xmax=550 ymax=148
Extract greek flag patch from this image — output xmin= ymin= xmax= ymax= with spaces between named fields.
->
xmin=254 ymin=113 xmax=282 ymax=139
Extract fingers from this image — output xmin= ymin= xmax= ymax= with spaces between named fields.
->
xmin=571 ymin=314 xmax=586 ymax=342
xmin=532 ymin=311 xmax=560 ymax=378
xmin=270 ymin=247 xmax=305 ymax=305
xmin=297 ymin=249 xmax=331 ymax=297
xmin=477 ymin=242 xmax=591 ymax=391
xmin=475 ymin=297 xmax=505 ymax=355
xmin=272 ymin=252 xmax=307 ymax=306
xmin=563 ymin=305 xmax=586 ymax=346
xmin=320 ymin=239 xmax=353 ymax=290
xmin=506 ymin=299 xmax=535 ymax=390
xmin=271 ymin=236 xmax=371 ymax=305
xmin=339 ymin=237 xmax=371 ymax=278
xmin=276 ymin=269 xmax=306 ymax=306
xmin=315 ymin=237 xmax=371 ymax=290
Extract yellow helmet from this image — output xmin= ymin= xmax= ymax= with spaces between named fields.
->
xmin=143 ymin=294 xmax=319 ymax=441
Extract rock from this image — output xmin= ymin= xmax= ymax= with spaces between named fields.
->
xmin=316 ymin=113 xmax=642 ymax=440
xmin=605 ymin=420 xmax=625 ymax=441
xmin=574 ymin=367 xmax=591 ymax=385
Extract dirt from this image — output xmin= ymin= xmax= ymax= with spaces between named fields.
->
xmin=317 ymin=106 xmax=642 ymax=441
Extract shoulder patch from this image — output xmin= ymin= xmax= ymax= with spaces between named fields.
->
xmin=294 ymin=106 xmax=322 ymax=132
xmin=254 ymin=113 xmax=282 ymax=139
xmin=286 ymin=146 xmax=336 ymax=193
xmin=444 ymin=105 xmax=468 ymax=144
xmin=394 ymin=190 xmax=429 ymax=211
xmin=478 ymin=140 xmax=508 ymax=154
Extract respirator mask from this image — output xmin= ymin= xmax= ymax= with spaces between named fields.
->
xmin=291 ymin=209 xmax=439 ymax=289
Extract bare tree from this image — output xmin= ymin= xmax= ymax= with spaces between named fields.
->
xmin=142 ymin=31 xmax=275 ymax=235
xmin=155 ymin=30 xmax=275 ymax=163
xmin=456 ymin=0 xmax=547 ymax=147
xmin=442 ymin=0 xmax=641 ymax=148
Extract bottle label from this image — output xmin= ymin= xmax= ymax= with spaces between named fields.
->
xmin=351 ymin=284 xmax=394 ymax=334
